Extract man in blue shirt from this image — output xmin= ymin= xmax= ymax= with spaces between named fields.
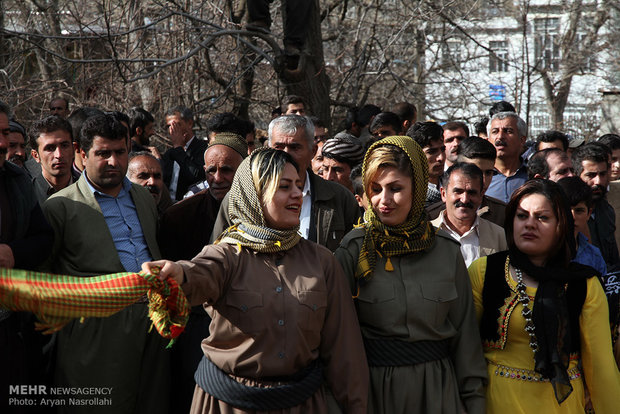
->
xmin=42 ymin=114 xmax=169 ymax=413
xmin=485 ymin=112 xmax=528 ymax=203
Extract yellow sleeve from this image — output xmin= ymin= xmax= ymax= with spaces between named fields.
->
xmin=581 ymin=277 xmax=620 ymax=414
xmin=467 ymin=256 xmax=487 ymax=323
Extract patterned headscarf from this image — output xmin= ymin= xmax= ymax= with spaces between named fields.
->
xmin=356 ymin=136 xmax=436 ymax=283
xmin=215 ymin=147 xmax=301 ymax=253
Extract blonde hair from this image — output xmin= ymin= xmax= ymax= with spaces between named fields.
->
xmin=363 ymin=144 xmax=413 ymax=198
xmin=250 ymin=149 xmax=298 ymax=205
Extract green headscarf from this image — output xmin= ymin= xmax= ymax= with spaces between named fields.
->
xmin=215 ymin=147 xmax=301 ymax=253
xmin=356 ymin=136 xmax=436 ymax=283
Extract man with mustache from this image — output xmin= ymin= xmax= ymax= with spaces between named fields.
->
xmin=29 ymin=115 xmax=76 ymax=204
xmin=442 ymin=121 xmax=469 ymax=170
xmin=126 ymin=151 xmax=172 ymax=217
xmin=431 ymin=162 xmax=507 ymax=267
xmin=41 ymin=113 xmax=169 ymax=412
xmin=7 ymin=120 xmax=27 ymax=168
xmin=573 ymin=143 xmax=620 ymax=268
xmin=485 ymin=111 xmax=528 ymax=203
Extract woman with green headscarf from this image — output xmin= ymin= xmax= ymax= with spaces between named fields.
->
xmin=335 ymin=136 xmax=487 ymax=413
xmin=142 ymin=148 xmax=368 ymax=413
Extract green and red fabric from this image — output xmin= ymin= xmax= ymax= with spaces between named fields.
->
xmin=0 ymin=267 xmax=189 ymax=347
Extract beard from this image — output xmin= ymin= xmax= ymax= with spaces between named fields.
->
xmin=8 ymin=154 xmax=25 ymax=166
xmin=591 ymin=184 xmax=607 ymax=201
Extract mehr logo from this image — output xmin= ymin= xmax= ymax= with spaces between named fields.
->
xmin=9 ymin=385 xmax=47 ymax=395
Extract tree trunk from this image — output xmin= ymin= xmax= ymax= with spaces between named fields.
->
xmin=278 ymin=0 xmax=331 ymax=126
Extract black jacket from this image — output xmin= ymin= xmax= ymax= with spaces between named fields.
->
xmin=161 ymin=137 xmax=209 ymax=201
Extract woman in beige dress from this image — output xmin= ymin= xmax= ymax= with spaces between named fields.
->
xmin=143 ymin=148 xmax=368 ymax=413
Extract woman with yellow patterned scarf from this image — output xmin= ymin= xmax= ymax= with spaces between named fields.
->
xmin=142 ymin=148 xmax=368 ymax=413
xmin=335 ymin=136 xmax=487 ymax=413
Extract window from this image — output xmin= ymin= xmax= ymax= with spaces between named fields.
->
xmin=533 ymin=18 xmax=560 ymax=71
xmin=575 ymin=32 xmax=593 ymax=73
xmin=489 ymin=41 xmax=509 ymax=72
xmin=442 ymin=41 xmax=462 ymax=69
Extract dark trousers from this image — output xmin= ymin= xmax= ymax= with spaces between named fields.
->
xmin=247 ymin=0 xmax=312 ymax=49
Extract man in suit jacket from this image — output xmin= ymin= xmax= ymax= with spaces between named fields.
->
xmin=161 ymin=106 xmax=208 ymax=201
xmin=432 ymin=162 xmax=507 ymax=267
xmin=211 ymin=115 xmax=360 ymax=251
xmin=42 ymin=114 xmax=169 ymax=414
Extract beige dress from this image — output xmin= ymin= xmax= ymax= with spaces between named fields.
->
xmin=335 ymin=228 xmax=487 ymax=414
xmin=178 ymin=238 xmax=368 ymax=414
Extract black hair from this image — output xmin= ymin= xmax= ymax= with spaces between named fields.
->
xmin=50 ymin=97 xmax=69 ymax=110
xmin=67 ymin=107 xmax=105 ymax=148
xmin=597 ymin=134 xmax=620 ymax=151
xmin=505 ymin=179 xmax=575 ymax=267
xmin=350 ymin=164 xmax=363 ymax=197
xmin=489 ymin=101 xmax=515 ymax=116
xmin=369 ymin=112 xmax=402 ymax=135
xmin=80 ymin=114 xmax=128 ymax=153
xmin=392 ymin=102 xmax=417 ymax=124
xmin=357 ymin=104 xmax=381 ymax=127
xmin=572 ymin=143 xmax=609 ymax=176
xmin=344 ymin=107 xmax=359 ymax=130
xmin=443 ymin=121 xmax=470 ymax=137
xmin=557 ymin=176 xmax=593 ymax=209
xmin=406 ymin=121 xmax=444 ymax=148
xmin=535 ymin=130 xmax=569 ymax=151
xmin=309 ymin=116 xmax=326 ymax=129
xmin=0 ymin=101 xmax=12 ymax=118
xmin=456 ymin=136 xmax=496 ymax=161
xmin=474 ymin=117 xmax=489 ymax=136
xmin=29 ymin=115 xmax=74 ymax=149
xmin=280 ymin=95 xmax=307 ymax=113
xmin=165 ymin=106 xmax=193 ymax=122
xmin=106 ymin=111 xmax=130 ymax=129
xmin=127 ymin=107 xmax=155 ymax=138
xmin=527 ymin=148 xmax=567 ymax=180
xmin=442 ymin=162 xmax=483 ymax=191
xmin=207 ymin=112 xmax=246 ymax=136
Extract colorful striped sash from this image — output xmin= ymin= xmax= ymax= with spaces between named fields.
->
xmin=0 ymin=267 xmax=189 ymax=347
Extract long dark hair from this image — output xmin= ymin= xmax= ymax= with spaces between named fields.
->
xmin=504 ymin=179 xmax=576 ymax=268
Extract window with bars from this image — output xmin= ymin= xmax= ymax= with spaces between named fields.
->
xmin=489 ymin=41 xmax=509 ymax=72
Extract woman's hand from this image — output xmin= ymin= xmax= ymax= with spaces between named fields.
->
xmin=141 ymin=260 xmax=184 ymax=285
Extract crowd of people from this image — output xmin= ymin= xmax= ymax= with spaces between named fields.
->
xmin=1 ymin=94 xmax=620 ymax=414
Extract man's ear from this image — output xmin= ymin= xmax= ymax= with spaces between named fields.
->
xmin=30 ymin=149 xmax=40 ymax=163
xmin=534 ymin=173 xmax=543 ymax=179
xmin=586 ymin=207 xmax=593 ymax=221
xmin=80 ymin=148 xmax=88 ymax=164
xmin=440 ymin=186 xmax=447 ymax=203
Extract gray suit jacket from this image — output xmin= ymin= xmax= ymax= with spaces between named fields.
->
xmin=42 ymin=174 xmax=161 ymax=276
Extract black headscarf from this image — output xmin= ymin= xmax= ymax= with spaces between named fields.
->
xmin=508 ymin=246 xmax=598 ymax=403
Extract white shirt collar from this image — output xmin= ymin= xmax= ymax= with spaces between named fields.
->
xmin=437 ymin=210 xmax=480 ymax=238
